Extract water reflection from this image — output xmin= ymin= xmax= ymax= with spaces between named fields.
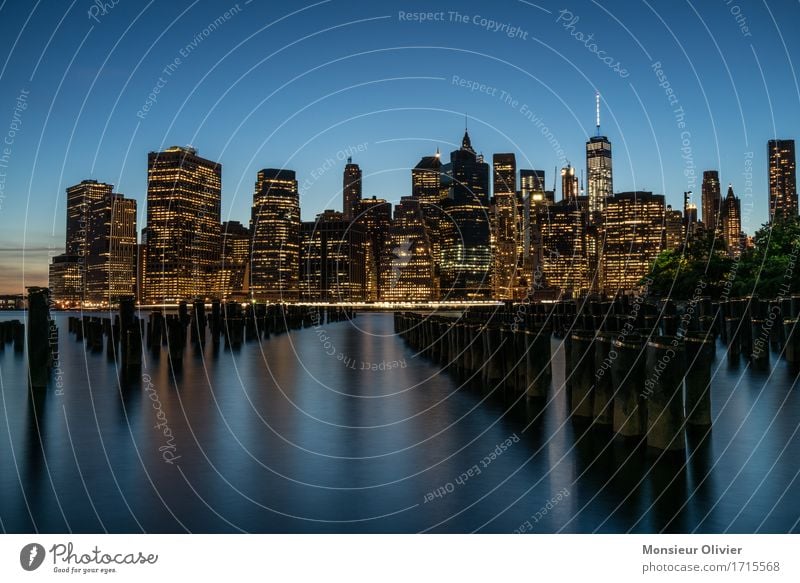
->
xmin=0 ymin=312 xmax=797 ymax=533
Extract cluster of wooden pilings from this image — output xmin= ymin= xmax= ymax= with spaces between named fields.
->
xmin=394 ymin=295 xmax=781 ymax=452
xmin=0 ymin=319 xmax=25 ymax=353
xmin=719 ymin=297 xmax=800 ymax=368
xmin=67 ymin=296 xmax=143 ymax=371
xmin=65 ymin=300 xmax=352 ymax=369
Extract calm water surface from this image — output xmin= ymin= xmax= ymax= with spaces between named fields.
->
xmin=0 ymin=311 xmax=798 ymax=533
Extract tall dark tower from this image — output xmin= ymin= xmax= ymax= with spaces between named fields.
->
xmin=439 ymin=125 xmax=491 ymax=300
xmin=722 ymin=184 xmax=742 ymax=258
xmin=412 ymin=150 xmax=444 ymax=287
xmin=768 ymin=139 xmax=797 ymax=221
xmin=342 ymin=157 xmax=362 ymax=221
xmin=701 ymin=170 xmax=722 ymax=233
xmin=586 ymin=92 xmax=612 ymax=220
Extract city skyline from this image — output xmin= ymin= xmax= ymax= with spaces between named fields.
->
xmin=1 ymin=1 xmax=799 ymax=294
xmin=44 ymin=126 xmax=758 ymax=306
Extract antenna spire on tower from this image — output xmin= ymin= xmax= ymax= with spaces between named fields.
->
xmin=595 ymin=91 xmax=601 ymax=136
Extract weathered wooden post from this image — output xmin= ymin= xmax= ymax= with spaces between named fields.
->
xmin=645 ymin=336 xmax=686 ymax=451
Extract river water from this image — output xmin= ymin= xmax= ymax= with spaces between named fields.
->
xmin=0 ymin=311 xmax=798 ymax=533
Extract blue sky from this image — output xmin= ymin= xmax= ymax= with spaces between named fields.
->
xmin=0 ymin=0 xmax=798 ymax=292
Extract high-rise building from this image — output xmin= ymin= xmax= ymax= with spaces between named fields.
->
xmin=214 ymin=220 xmax=251 ymax=300
xmin=342 ymin=158 xmax=362 ymax=221
xmin=412 ymin=151 xmax=445 ymax=279
xmin=383 ymin=197 xmax=437 ymax=301
xmin=137 ymin=228 xmax=147 ymax=304
xmin=664 ymin=206 xmax=684 ymax=250
xmin=86 ymin=192 xmax=137 ymax=304
xmin=250 ymin=168 xmax=301 ymax=302
xmin=439 ymin=130 xmax=491 ymax=300
xmin=65 ymin=180 xmax=113 ymax=291
xmin=682 ymin=191 xmax=699 ymax=240
xmin=768 ymin=139 xmax=797 ymax=220
xmin=300 ymin=210 xmax=367 ymax=302
xmin=601 ymin=191 xmax=665 ymax=293
xmin=491 ymin=153 xmax=517 ymax=300
xmin=722 ymin=184 xmax=742 ymax=258
xmin=352 ymin=196 xmax=391 ymax=301
xmin=701 ymin=170 xmax=722 ymax=233
xmin=519 ymin=169 xmax=547 ymax=267
xmin=66 ymin=180 xmax=113 ymax=258
xmin=536 ymin=198 xmax=589 ymax=296
xmin=48 ymin=254 xmax=83 ymax=306
xmin=586 ymin=93 xmax=612 ymax=220
xmin=144 ymin=146 xmax=221 ymax=304
xmin=561 ymin=163 xmax=579 ymax=202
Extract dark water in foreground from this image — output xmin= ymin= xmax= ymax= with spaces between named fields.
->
xmin=0 ymin=311 xmax=798 ymax=533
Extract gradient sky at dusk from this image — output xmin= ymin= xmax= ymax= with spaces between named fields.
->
xmin=0 ymin=0 xmax=798 ymax=292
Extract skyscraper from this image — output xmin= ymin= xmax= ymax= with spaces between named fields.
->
xmin=664 ymin=206 xmax=684 ymax=250
xmin=250 ymin=168 xmax=301 ymax=302
xmin=586 ymin=92 xmax=612 ymax=220
xmin=66 ymin=180 xmax=113 ymax=259
xmin=86 ymin=192 xmax=137 ymax=304
xmin=412 ymin=150 xmax=445 ymax=289
xmin=352 ymin=196 xmax=391 ymax=301
xmin=536 ymin=198 xmax=589 ymax=296
xmin=768 ymin=139 xmax=797 ymax=220
xmin=439 ymin=129 xmax=491 ymax=300
xmin=214 ymin=220 xmax=251 ymax=300
xmin=300 ymin=210 xmax=367 ymax=301
xmin=144 ymin=146 xmax=221 ymax=304
xmin=383 ymin=197 xmax=437 ymax=301
xmin=701 ymin=170 xmax=722 ymax=233
xmin=722 ymin=184 xmax=742 ymax=258
xmin=601 ymin=191 xmax=665 ymax=293
xmin=48 ymin=254 xmax=83 ymax=306
xmin=342 ymin=158 xmax=362 ymax=221
xmin=561 ymin=164 xmax=579 ymax=202
xmin=491 ymin=153 xmax=517 ymax=300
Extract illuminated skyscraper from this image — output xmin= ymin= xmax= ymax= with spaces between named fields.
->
xmin=561 ymin=163 xmax=579 ymax=202
xmin=701 ymin=170 xmax=722 ymax=233
xmin=64 ymin=179 xmax=113 ymax=294
xmin=586 ymin=92 xmax=612 ymax=220
xmin=439 ymin=129 xmax=491 ymax=300
xmin=214 ymin=220 xmax=251 ymax=300
xmin=722 ymin=184 xmax=742 ymax=258
xmin=66 ymin=180 xmax=113 ymax=259
xmin=519 ymin=169 xmax=547 ymax=265
xmin=682 ymin=191 xmax=698 ymax=239
xmin=144 ymin=146 xmax=221 ymax=304
xmin=412 ymin=151 xmax=444 ymax=285
xmin=664 ymin=206 xmax=684 ymax=250
xmin=250 ymin=168 xmax=301 ymax=302
xmin=383 ymin=197 xmax=437 ymax=301
xmin=768 ymin=139 xmax=797 ymax=220
xmin=536 ymin=199 xmax=589 ymax=296
xmin=601 ymin=191 xmax=665 ymax=293
xmin=48 ymin=254 xmax=83 ymax=306
xmin=86 ymin=192 xmax=138 ymax=304
xmin=352 ymin=196 xmax=391 ymax=300
xmin=342 ymin=158 xmax=362 ymax=220
xmin=491 ymin=153 xmax=517 ymax=299
xmin=300 ymin=210 xmax=367 ymax=301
